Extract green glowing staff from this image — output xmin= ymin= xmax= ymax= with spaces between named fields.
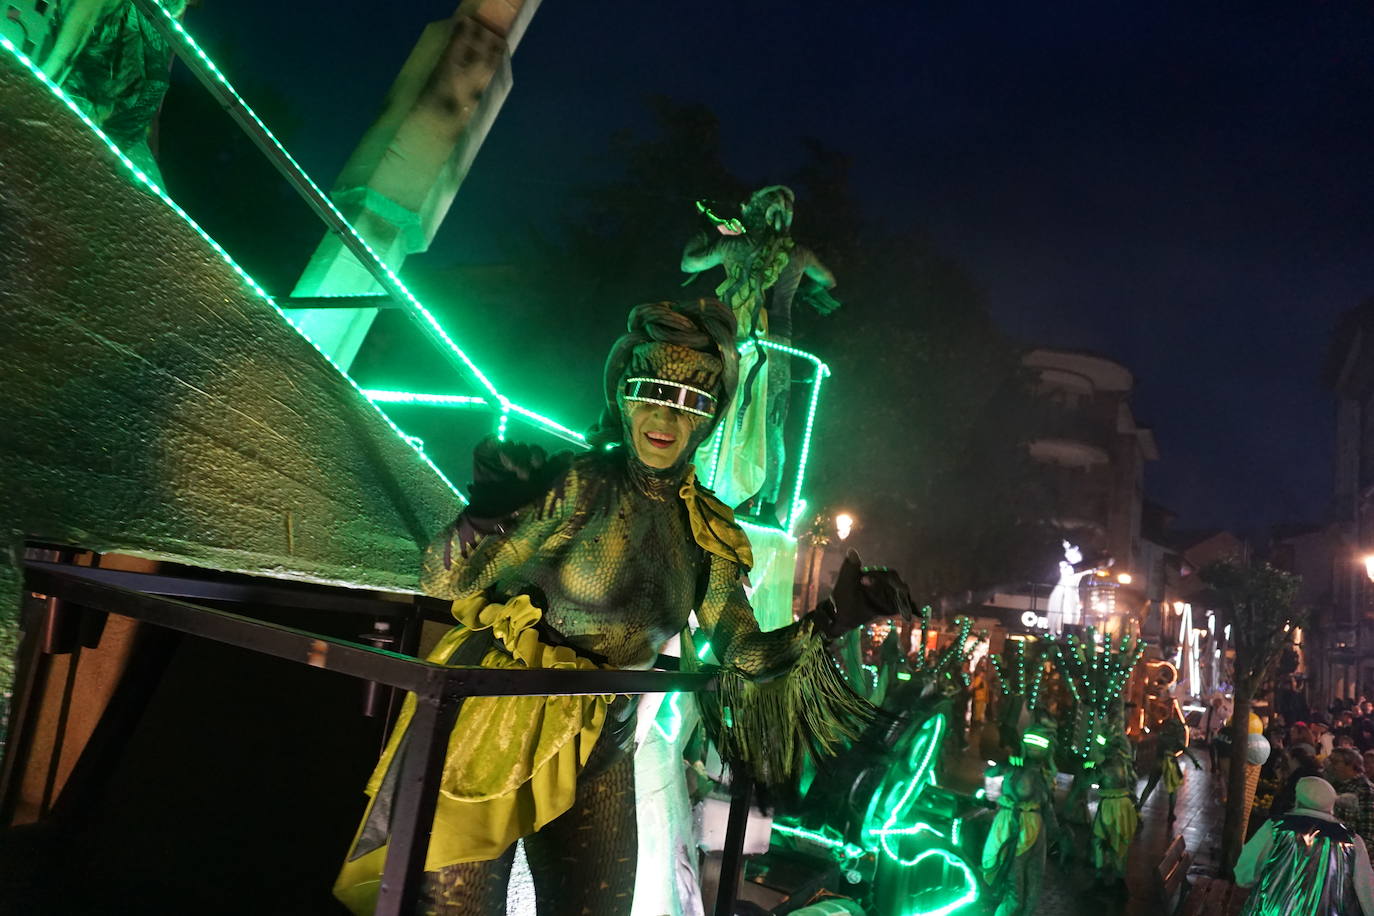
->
xmin=694 ymin=200 xmax=746 ymax=235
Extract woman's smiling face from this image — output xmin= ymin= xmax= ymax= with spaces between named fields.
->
xmin=627 ymin=400 xmax=705 ymax=469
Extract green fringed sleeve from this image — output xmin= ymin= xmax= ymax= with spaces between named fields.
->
xmin=689 ymin=555 xmax=879 ymax=789
xmin=719 ymin=630 xmax=877 ymax=787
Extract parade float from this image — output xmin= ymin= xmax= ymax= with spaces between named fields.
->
xmin=0 ymin=4 xmax=997 ymax=915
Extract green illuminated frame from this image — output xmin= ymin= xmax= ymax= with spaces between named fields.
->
xmin=4 ymin=10 xmax=832 ymax=545
xmin=899 ymin=849 xmax=979 ymax=916
xmin=864 ymin=713 xmax=947 ymax=863
xmin=755 ymin=339 xmax=829 ymax=534
xmin=697 ymin=339 xmax=828 ymax=536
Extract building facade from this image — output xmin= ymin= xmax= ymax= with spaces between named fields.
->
xmin=1323 ymin=300 xmax=1374 ymax=700
xmin=980 ymin=348 xmax=1160 ymax=637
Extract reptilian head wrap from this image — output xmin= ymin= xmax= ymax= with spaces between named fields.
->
xmin=742 ymin=185 xmax=795 ymax=234
xmin=587 ymin=300 xmax=738 ymax=480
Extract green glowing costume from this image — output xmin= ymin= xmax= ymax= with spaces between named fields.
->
xmin=335 ymin=300 xmax=896 ymax=915
xmin=1091 ymin=731 xmax=1140 ymax=882
xmin=981 ymin=727 xmax=1058 ymax=916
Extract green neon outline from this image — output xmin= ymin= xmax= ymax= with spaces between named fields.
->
xmin=899 ymin=848 xmax=979 ymax=916
xmin=506 ymin=402 xmax=588 ymax=444
xmin=362 ymin=390 xmax=489 ymax=407
xmin=737 ymin=518 xmax=797 ymax=543
xmin=139 ymin=0 xmax=505 ymax=404
xmin=0 ymin=36 xmax=469 ymax=503
xmin=654 ymin=691 xmax=685 ymax=742
xmin=863 ymin=714 xmax=948 ymax=864
xmin=770 ymin=822 xmax=866 ymax=863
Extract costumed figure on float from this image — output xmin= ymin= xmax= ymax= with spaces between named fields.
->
xmin=681 ymin=186 xmax=839 ymax=517
xmin=333 ymin=299 xmax=908 ymax=915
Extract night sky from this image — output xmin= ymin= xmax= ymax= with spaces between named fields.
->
xmin=186 ymin=1 xmax=1374 ymax=532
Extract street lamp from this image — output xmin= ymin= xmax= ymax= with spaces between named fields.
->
xmin=1117 ymin=572 xmax=1133 ymax=585
xmin=1363 ymin=555 xmax=1374 ymax=583
xmin=835 ymin=512 xmax=855 ymax=541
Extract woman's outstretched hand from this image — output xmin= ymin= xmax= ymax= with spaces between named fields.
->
xmin=818 ymin=549 xmax=913 ymax=638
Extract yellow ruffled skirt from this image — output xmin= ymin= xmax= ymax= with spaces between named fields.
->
xmin=1162 ymin=754 xmax=1184 ymax=794
xmin=333 ymin=595 xmax=611 ymax=915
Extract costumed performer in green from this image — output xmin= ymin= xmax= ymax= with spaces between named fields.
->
xmin=1091 ymin=723 xmax=1140 ymax=889
xmin=981 ymin=723 xmax=1058 ymax=916
xmin=334 ymin=299 xmax=907 ymax=915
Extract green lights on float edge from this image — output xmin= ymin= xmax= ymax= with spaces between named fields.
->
xmin=361 ymin=390 xmax=489 ymax=407
xmin=136 ymin=0 xmax=503 ymax=403
xmin=756 ymin=338 xmax=831 ymax=534
xmin=0 ymin=33 xmax=468 ymax=502
xmin=6 ymin=8 xmax=831 ymax=542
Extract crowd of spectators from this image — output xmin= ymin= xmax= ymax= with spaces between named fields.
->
xmin=1260 ymin=687 xmax=1374 ymax=856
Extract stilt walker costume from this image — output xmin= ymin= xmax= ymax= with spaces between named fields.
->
xmin=334 ymin=300 xmax=903 ymax=915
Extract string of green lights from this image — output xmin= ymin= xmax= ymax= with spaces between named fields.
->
xmin=130 ymin=0 xmax=505 ymax=404
xmin=138 ymin=0 xmax=833 ymax=517
xmin=0 ymin=34 xmax=470 ymax=503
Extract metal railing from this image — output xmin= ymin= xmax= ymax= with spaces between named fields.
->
xmin=20 ymin=560 xmax=725 ymax=915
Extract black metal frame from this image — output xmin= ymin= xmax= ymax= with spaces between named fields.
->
xmin=11 ymin=559 xmax=757 ymax=915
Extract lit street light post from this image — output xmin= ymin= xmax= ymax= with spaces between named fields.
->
xmin=799 ymin=511 xmax=855 ymax=614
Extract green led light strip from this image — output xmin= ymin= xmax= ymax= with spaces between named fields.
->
xmin=506 ymin=402 xmax=588 ymax=445
xmin=0 ymin=35 xmax=468 ymax=503
xmin=754 ymin=340 xmax=830 ymax=533
xmin=770 ymin=822 xmax=865 ymax=862
xmin=738 ymin=518 xmax=796 ymax=542
xmin=697 ymin=423 xmax=726 ymax=490
xmin=361 ymin=390 xmax=489 ymax=407
xmin=864 ymin=714 xmax=947 ymax=864
xmin=788 ymin=362 xmax=827 ymax=532
xmin=361 ymin=391 xmax=588 ymax=447
xmin=130 ymin=0 xmax=506 ymax=405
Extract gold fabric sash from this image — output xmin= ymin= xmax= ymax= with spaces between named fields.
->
xmin=679 ymin=468 xmax=754 ymax=571
xmin=333 ymin=595 xmax=610 ymax=915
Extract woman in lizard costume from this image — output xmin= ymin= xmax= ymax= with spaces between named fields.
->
xmin=334 ymin=299 xmax=900 ymax=915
